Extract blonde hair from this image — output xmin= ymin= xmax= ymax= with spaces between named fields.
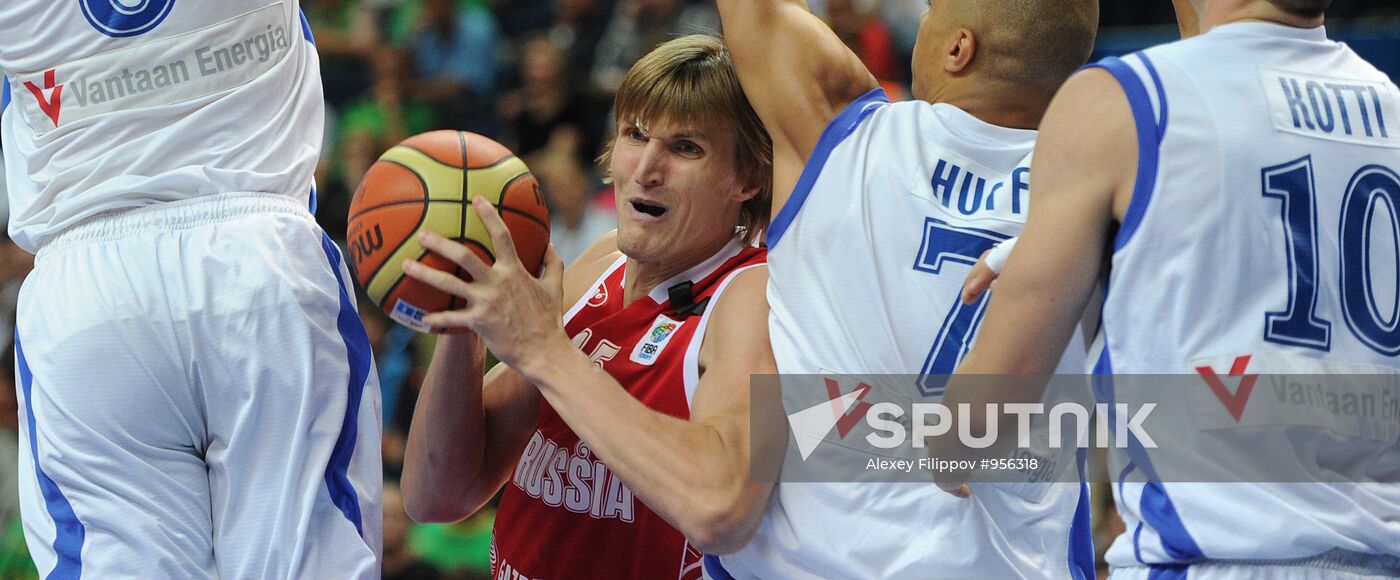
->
xmin=598 ymin=35 xmax=773 ymax=246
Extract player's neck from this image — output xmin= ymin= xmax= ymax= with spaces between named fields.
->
xmin=622 ymin=235 xmax=733 ymax=306
xmin=937 ymin=85 xmax=1047 ymax=131
xmin=1201 ymin=2 xmax=1323 ymax=32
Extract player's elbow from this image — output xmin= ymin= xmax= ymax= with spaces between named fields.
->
xmin=683 ymin=510 xmax=756 ymax=555
xmin=677 ymin=485 xmax=766 ymax=554
xmin=400 ymin=474 xmax=479 ymax=524
xmin=402 ymin=491 xmax=473 ymax=524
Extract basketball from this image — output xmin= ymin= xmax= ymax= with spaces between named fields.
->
xmin=346 ymin=130 xmax=550 ymax=332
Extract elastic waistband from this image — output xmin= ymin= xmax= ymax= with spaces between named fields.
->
xmin=37 ymin=192 xmax=312 ymax=258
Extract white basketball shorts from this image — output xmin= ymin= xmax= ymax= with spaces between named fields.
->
xmin=14 ymin=192 xmax=382 ymax=578
xmin=1110 ymin=550 xmax=1400 ymax=580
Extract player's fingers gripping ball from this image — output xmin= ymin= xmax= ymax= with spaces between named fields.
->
xmin=347 ymin=130 xmax=551 ymax=332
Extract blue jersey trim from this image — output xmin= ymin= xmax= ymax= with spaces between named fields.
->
xmin=2 ymin=76 xmax=10 ymax=112
xmin=1139 ymin=54 xmax=1169 ymax=134
xmin=1133 ymin=522 xmax=1146 ymax=564
xmin=1140 ymin=481 xmax=1205 ymax=562
xmin=1092 ymin=324 xmax=1204 ymax=565
xmin=1148 ymin=564 xmax=1190 ymax=580
xmin=16 ymin=333 xmax=86 ymax=579
xmin=1068 ymin=447 xmax=1096 ymax=580
xmin=704 ymin=555 xmax=737 ymax=580
xmin=1087 ymin=56 xmax=1165 ymax=252
xmin=765 ymin=87 xmax=888 ymax=249
xmin=300 ymin=9 xmax=316 ymax=45
xmin=319 ymin=233 xmax=371 ymax=536
xmin=308 ymin=183 xmax=318 ymax=215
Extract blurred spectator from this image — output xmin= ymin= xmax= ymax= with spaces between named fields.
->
xmin=880 ymin=0 xmax=924 ymax=62
xmin=542 ymin=0 xmax=611 ymax=89
xmin=826 ymin=0 xmax=901 ymax=85
xmin=384 ymin=483 xmax=443 ymax=580
xmin=393 ymin=0 xmax=503 ymax=135
xmin=489 ymin=0 xmax=554 ymax=38
xmin=342 ymin=49 xmax=440 ymax=147
xmin=529 ymin=149 xmax=616 ymax=264
xmin=500 ymin=37 xmax=606 ymax=166
xmin=590 ymin=0 xmax=720 ymax=95
xmin=303 ymin=0 xmax=382 ymax=108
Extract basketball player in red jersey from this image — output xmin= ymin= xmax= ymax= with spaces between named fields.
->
xmin=399 ymin=35 xmax=777 ymax=579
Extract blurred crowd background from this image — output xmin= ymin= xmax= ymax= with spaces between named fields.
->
xmin=0 ymin=0 xmax=1397 ymax=577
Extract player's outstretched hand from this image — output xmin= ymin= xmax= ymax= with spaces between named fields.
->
xmin=401 ymin=196 xmax=568 ymax=371
xmin=960 ymin=250 xmax=998 ymax=305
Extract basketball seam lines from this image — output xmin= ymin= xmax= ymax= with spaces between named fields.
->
xmin=457 ymin=131 xmax=470 ymax=311
xmin=359 ymin=162 xmax=431 ymax=292
xmin=398 ymin=142 xmax=520 ymax=171
xmin=499 ymin=173 xmax=550 ymax=230
xmin=347 ymin=159 xmax=431 ymax=222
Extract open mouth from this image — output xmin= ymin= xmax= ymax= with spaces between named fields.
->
xmin=631 ymin=200 xmax=667 ymax=217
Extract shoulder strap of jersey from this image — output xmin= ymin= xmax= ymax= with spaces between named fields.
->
xmin=681 ymin=261 xmax=768 ymax=404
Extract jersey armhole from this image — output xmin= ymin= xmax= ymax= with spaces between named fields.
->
xmin=765 ymin=87 xmax=889 ymax=250
xmin=681 ymin=264 xmax=766 ymax=407
xmin=1083 ymin=54 xmax=1169 ymax=252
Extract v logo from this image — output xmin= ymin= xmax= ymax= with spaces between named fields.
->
xmin=825 ymin=378 xmax=873 ymax=438
xmin=22 ymin=70 xmax=62 ymax=127
xmin=1195 ymin=355 xmax=1258 ymax=422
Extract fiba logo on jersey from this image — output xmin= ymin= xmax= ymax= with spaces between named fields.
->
xmin=630 ymin=314 xmax=683 ymax=365
xmin=649 ymin=322 xmax=678 ymax=342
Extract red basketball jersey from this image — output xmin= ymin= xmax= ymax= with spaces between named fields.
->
xmin=491 ymin=240 xmax=766 ymax=580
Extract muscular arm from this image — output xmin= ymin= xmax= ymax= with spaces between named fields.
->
xmin=715 ymin=0 xmax=878 ymax=218
xmin=514 ymin=268 xmax=777 ymax=554
xmin=401 ymin=234 xmax=620 ymax=522
xmin=400 ymin=335 xmax=538 ymax=522
xmin=939 ymin=68 xmax=1136 ymax=456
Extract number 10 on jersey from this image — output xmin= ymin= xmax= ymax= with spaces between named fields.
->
xmin=1263 ymin=156 xmax=1400 ymax=356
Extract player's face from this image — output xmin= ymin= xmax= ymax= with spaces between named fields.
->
xmin=609 ymin=118 xmax=753 ymax=264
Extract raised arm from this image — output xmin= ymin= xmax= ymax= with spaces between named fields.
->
xmin=716 ymin=0 xmax=878 ymax=216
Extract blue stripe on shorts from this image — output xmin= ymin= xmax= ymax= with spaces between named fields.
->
xmin=16 ymin=332 xmax=86 ymax=579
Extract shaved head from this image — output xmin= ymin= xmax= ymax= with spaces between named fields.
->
xmin=946 ymin=0 xmax=1100 ymax=99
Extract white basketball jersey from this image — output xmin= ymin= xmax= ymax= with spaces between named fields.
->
xmin=718 ymin=91 xmax=1093 ymax=578
xmin=1089 ymin=23 xmax=1400 ymax=568
xmin=0 ymin=0 xmax=322 ymax=252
